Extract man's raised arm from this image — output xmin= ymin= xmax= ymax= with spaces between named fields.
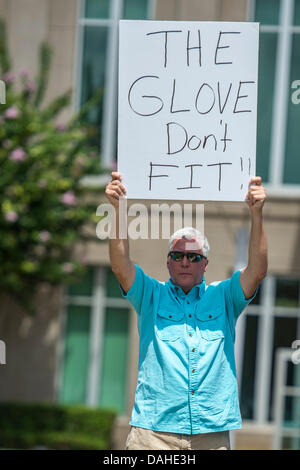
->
xmin=105 ymin=172 xmax=136 ymax=293
xmin=240 ymin=176 xmax=268 ymax=299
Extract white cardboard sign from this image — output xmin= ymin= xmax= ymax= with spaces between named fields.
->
xmin=118 ymin=20 xmax=259 ymax=201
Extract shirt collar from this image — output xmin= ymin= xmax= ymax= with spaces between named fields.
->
xmin=168 ymin=277 xmax=206 ymax=299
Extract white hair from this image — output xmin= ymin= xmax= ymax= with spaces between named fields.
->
xmin=168 ymin=227 xmax=210 ymax=258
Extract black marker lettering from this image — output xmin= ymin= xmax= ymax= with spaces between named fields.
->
xmin=207 ymin=162 xmax=232 ymax=191
xmin=188 ymin=135 xmax=202 ymax=151
xmin=233 ymin=81 xmax=255 ymax=113
xmin=217 ymin=82 xmax=233 ymax=114
xmin=186 ymin=30 xmax=202 ymax=67
xmin=148 ymin=163 xmax=179 ymax=191
xmin=146 ymin=30 xmax=182 ymax=68
xmin=203 ymin=134 xmax=217 ymax=151
xmin=170 ymin=79 xmax=190 ymax=114
xmin=128 ymin=75 xmax=163 ymax=116
xmin=215 ymin=31 xmax=241 ymax=65
xmin=195 ymin=83 xmax=215 ymax=114
xmin=220 ymin=122 xmax=232 ymax=152
xmin=177 ymin=164 xmax=203 ymax=190
xmin=167 ymin=122 xmax=188 ymax=155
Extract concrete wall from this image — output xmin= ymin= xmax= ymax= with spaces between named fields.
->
xmin=156 ymin=0 xmax=248 ymax=21
xmin=0 ymin=0 xmax=78 ymax=403
xmin=0 ymin=285 xmax=63 ymax=402
xmin=0 ymin=0 xmax=77 ymax=119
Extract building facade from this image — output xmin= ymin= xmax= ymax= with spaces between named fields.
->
xmin=0 ymin=0 xmax=300 ymax=450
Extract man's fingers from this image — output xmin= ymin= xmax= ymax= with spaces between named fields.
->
xmin=109 ymin=181 xmax=126 ymax=195
xmin=249 ymin=176 xmax=262 ymax=186
xmin=111 ymin=171 xmax=122 ymax=181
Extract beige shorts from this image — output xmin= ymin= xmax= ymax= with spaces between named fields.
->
xmin=125 ymin=426 xmax=230 ymax=450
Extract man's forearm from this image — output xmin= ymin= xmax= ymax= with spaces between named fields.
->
xmin=247 ymin=212 xmax=268 ymax=281
xmin=109 ymin=205 xmax=130 ymax=273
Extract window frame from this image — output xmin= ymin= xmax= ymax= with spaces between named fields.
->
xmin=248 ymin=0 xmax=300 ymax=197
xmin=240 ymin=274 xmax=300 ymax=425
xmin=74 ymin=0 xmax=156 ymax=188
xmin=55 ymin=265 xmax=131 ymax=415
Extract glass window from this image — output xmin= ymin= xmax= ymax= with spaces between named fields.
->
xmin=68 ymin=267 xmax=94 ymax=296
xmin=241 ymin=275 xmax=300 ymax=426
xmin=275 ymin=278 xmax=299 ymax=307
xmin=294 ymin=0 xmax=300 ymax=25
xmin=98 ymin=307 xmax=130 ymax=414
xmin=249 ymin=283 xmax=262 ymax=305
xmin=253 ymin=0 xmax=300 ymax=189
xmin=283 ymin=33 xmax=300 ymax=184
xmin=269 ymin=316 xmax=298 ymax=420
xmin=85 ymin=0 xmax=110 ymax=19
xmin=106 ymin=268 xmax=123 ymax=298
xmin=256 ymin=33 xmax=278 ymax=183
xmin=60 ymin=267 xmax=130 ymax=415
xmin=59 ymin=305 xmax=91 ymax=403
xmin=254 ymin=0 xmax=280 ymax=25
xmin=80 ymin=0 xmax=151 ymax=164
xmin=123 ymin=0 xmax=149 ymax=19
xmin=240 ymin=315 xmax=259 ymax=420
xmin=80 ymin=26 xmax=109 ymax=148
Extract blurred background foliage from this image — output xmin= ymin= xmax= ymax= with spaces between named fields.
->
xmin=0 ymin=18 xmax=105 ymax=313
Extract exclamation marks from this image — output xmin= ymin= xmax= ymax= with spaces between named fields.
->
xmin=240 ymin=157 xmax=243 ymax=189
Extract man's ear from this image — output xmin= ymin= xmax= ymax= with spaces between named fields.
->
xmin=204 ymin=259 xmax=209 ymax=272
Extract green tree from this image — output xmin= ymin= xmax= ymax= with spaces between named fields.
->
xmin=0 ymin=19 xmax=105 ymax=313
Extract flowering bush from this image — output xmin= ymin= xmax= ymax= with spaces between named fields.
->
xmin=0 ymin=19 xmax=105 ymax=313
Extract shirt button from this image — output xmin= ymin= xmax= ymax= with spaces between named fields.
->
xmin=189 ymin=333 xmax=193 ymax=337
xmin=209 ymin=315 xmax=212 ymax=318
xmin=169 ymin=315 xmax=172 ymax=318
xmin=187 ymin=301 xmax=190 ymax=304
xmin=192 ymin=348 xmax=195 ymax=352
xmin=191 ymin=391 xmax=195 ymax=395
xmin=192 ymin=369 xmax=195 ymax=373
xmin=189 ymin=314 xmax=192 ymax=318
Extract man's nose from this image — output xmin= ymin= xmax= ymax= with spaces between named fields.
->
xmin=180 ymin=255 xmax=190 ymax=266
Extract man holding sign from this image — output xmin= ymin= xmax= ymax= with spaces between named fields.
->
xmin=105 ymin=172 xmax=267 ymax=450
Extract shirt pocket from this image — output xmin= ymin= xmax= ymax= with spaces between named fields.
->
xmin=156 ymin=310 xmax=185 ymax=342
xmin=196 ymin=307 xmax=225 ymax=341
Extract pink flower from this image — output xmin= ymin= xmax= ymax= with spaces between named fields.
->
xmin=5 ymin=211 xmax=18 ymax=222
xmin=60 ymin=191 xmax=77 ymax=206
xmin=25 ymin=80 xmax=36 ymax=93
xmin=3 ymin=72 xmax=15 ymax=84
xmin=9 ymin=147 xmax=26 ymax=162
xmin=20 ymin=70 xmax=29 ymax=80
xmin=4 ymin=106 xmax=20 ymax=119
xmin=39 ymin=230 xmax=51 ymax=242
xmin=62 ymin=262 xmax=74 ymax=273
xmin=55 ymin=122 xmax=66 ymax=132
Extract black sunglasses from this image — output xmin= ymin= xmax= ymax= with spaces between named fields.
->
xmin=168 ymin=251 xmax=206 ymax=263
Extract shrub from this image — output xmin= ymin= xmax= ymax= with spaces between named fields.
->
xmin=0 ymin=402 xmax=116 ymax=450
xmin=0 ymin=18 xmax=105 ymax=313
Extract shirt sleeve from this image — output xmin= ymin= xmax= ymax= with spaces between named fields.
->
xmin=120 ymin=264 xmax=159 ymax=318
xmin=229 ymin=270 xmax=257 ymax=318
xmin=222 ymin=270 xmax=257 ymax=339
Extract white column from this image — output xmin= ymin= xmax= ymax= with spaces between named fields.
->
xmin=269 ymin=0 xmax=294 ymax=185
xmin=254 ymin=276 xmax=275 ymax=423
xmin=87 ymin=268 xmax=106 ymax=406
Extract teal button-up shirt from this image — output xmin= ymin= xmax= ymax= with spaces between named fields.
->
xmin=123 ymin=265 xmax=255 ymax=434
